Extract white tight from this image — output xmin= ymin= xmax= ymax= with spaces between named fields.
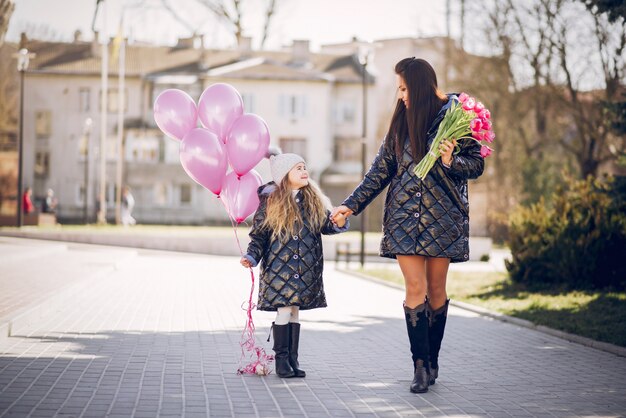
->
xmin=274 ymin=306 xmax=300 ymax=325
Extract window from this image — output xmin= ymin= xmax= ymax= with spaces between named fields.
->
xmin=106 ymin=184 xmax=117 ymax=205
xmin=79 ymin=134 xmax=90 ymax=158
xmin=180 ymin=184 xmax=192 ymax=204
xmin=241 ymin=93 xmax=255 ymax=113
xmin=0 ymin=132 xmax=16 ymax=151
xmin=154 ymin=183 xmax=169 ymax=206
xmin=79 ymin=88 xmax=90 ymax=112
xmin=279 ymin=95 xmax=307 ymax=120
xmin=279 ymin=137 xmax=307 ymax=161
xmin=127 ymin=136 xmax=159 ymax=163
xmin=77 ymin=185 xmax=86 ymax=205
xmin=334 ymin=137 xmax=361 ymax=162
xmin=35 ymin=110 xmax=52 ymax=138
xmin=335 ymin=100 xmax=356 ymax=124
xmin=34 ymin=152 xmax=50 ymax=177
xmin=100 ymin=88 xmax=128 ymax=113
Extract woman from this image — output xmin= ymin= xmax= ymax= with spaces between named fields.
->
xmin=331 ymin=58 xmax=484 ymax=393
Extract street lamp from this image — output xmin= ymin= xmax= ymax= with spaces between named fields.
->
xmin=14 ymin=48 xmax=35 ymax=227
xmin=83 ymin=117 xmax=93 ymax=224
xmin=357 ymin=43 xmax=373 ymax=267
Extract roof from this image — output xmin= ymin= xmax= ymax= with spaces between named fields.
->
xmin=13 ymin=38 xmax=372 ymax=84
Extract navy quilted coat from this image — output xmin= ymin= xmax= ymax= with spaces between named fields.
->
xmin=246 ymin=183 xmax=348 ymax=311
xmin=342 ymin=95 xmax=484 ymax=263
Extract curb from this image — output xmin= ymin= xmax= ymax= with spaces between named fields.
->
xmin=335 ymin=266 xmax=626 ymax=358
xmin=0 ymin=252 xmax=135 ymax=343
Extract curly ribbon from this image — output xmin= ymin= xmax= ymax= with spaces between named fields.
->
xmin=221 ymin=196 xmax=273 ymax=376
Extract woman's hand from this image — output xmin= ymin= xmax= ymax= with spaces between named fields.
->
xmin=439 ymin=138 xmax=457 ymax=166
xmin=240 ymin=257 xmax=252 ymax=268
xmin=331 ymin=205 xmax=353 ymax=223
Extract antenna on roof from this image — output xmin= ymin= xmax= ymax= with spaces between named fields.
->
xmin=91 ymin=0 xmax=103 ymax=33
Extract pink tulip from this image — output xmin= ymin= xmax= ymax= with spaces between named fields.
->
xmin=478 ymin=109 xmax=491 ymax=119
xmin=484 ymin=131 xmax=496 ymax=143
xmin=458 ymin=92 xmax=469 ymax=103
xmin=470 ymin=118 xmax=483 ymax=132
xmin=480 ymin=145 xmax=493 ymax=158
xmin=462 ymin=97 xmax=476 ymax=111
xmin=474 ymin=101 xmax=485 ymax=114
xmin=481 ymin=119 xmax=492 ymax=131
xmin=472 ymin=131 xmax=485 ymax=141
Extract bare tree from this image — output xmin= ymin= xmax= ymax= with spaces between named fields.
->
xmin=0 ymin=0 xmax=14 ymax=47
xmin=161 ymin=0 xmax=281 ymax=48
xmin=479 ymin=0 xmax=624 ymax=178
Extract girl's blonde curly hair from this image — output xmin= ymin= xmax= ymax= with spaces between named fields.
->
xmin=262 ymin=176 xmax=332 ymax=242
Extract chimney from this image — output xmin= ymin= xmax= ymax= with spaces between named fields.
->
xmin=19 ymin=32 xmax=28 ymax=48
xmin=238 ymin=36 xmax=252 ymax=58
xmin=91 ymin=31 xmax=101 ymax=57
xmin=291 ymin=40 xmax=310 ymax=66
xmin=74 ymin=29 xmax=83 ymax=42
xmin=175 ymin=35 xmax=201 ymax=49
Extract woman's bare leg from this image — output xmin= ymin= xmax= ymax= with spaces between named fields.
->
xmin=397 ymin=255 xmax=427 ymax=307
xmin=425 ymin=257 xmax=450 ymax=309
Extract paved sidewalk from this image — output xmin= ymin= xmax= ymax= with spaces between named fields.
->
xmin=1 ymin=238 xmax=625 ymax=417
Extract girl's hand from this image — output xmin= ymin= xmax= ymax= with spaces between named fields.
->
xmin=240 ymin=257 xmax=252 ymax=268
xmin=333 ymin=212 xmax=347 ymax=228
xmin=331 ymin=205 xmax=353 ymax=222
xmin=439 ymin=138 xmax=457 ymax=166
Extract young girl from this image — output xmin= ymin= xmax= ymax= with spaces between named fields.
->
xmin=241 ymin=153 xmax=349 ymax=378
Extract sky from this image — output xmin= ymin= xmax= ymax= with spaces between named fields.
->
xmin=6 ymin=0 xmax=452 ymax=51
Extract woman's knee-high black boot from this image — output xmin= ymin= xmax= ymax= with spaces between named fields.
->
xmin=404 ymin=302 xmax=430 ymax=393
xmin=428 ymin=299 xmax=449 ymax=385
xmin=288 ymin=323 xmax=306 ymax=378
xmin=272 ymin=323 xmax=295 ymax=378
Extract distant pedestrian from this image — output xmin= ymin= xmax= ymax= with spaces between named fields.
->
xmin=121 ymin=186 xmax=136 ymax=226
xmin=332 ymin=58 xmax=485 ymax=393
xmin=22 ymin=187 xmax=34 ymax=214
xmin=241 ymin=153 xmax=349 ymax=378
xmin=41 ymin=188 xmax=58 ymax=214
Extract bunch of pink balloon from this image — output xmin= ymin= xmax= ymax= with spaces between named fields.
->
xmin=153 ymin=83 xmax=269 ymax=223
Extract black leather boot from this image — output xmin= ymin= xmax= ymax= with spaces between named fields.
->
xmin=428 ymin=299 xmax=449 ymax=385
xmin=271 ymin=323 xmax=295 ymax=378
xmin=288 ymin=323 xmax=306 ymax=378
xmin=404 ymin=302 xmax=430 ymax=393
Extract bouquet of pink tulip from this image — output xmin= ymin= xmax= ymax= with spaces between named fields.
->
xmin=413 ymin=92 xmax=495 ymax=180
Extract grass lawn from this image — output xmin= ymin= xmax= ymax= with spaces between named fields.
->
xmin=359 ymin=268 xmax=626 ymax=348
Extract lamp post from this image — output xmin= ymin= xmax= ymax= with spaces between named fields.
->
xmin=15 ymin=48 xmax=34 ymax=227
xmin=83 ymin=117 xmax=93 ymax=224
xmin=357 ymin=43 xmax=372 ymax=267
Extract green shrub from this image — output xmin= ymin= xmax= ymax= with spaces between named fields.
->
xmin=506 ymin=175 xmax=626 ymax=290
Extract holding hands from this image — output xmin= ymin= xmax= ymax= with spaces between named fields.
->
xmin=331 ymin=205 xmax=353 ymax=226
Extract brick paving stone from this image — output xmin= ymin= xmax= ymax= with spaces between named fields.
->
xmin=0 ymin=238 xmax=625 ymax=417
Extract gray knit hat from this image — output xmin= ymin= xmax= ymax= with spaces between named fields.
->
xmin=270 ymin=153 xmax=305 ymax=184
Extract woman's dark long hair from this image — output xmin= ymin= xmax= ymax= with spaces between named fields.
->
xmin=388 ymin=58 xmax=447 ymax=161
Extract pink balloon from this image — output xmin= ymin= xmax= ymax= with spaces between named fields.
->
xmin=179 ymin=128 xmax=227 ymax=195
xmin=226 ymin=114 xmax=271 ymax=176
xmin=198 ymin=83 xmax=244 ymax=142
xmin=221 ymin=170 xmax=263 ymax=224
xmin=154 ymin=89 xmax=198 ymax=141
